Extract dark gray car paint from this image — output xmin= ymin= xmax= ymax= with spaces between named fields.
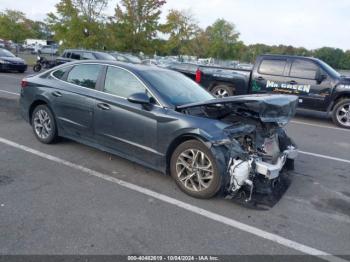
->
xmin=20 ymin=61 xmax=297 ymax=178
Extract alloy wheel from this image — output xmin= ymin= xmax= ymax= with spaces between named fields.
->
xmin=336 ymin=102 xmax=350 ymax=127
xmin=175 ymin=149 xmax=214 ymax=192
xmin=33 ymin=109 xmax=52 ymax=139
xmin=214 ymin=88 xmax=229 ymax=98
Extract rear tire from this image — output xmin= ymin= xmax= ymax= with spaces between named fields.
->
xmin=211 ymin=85 xmax=234 ymax=98
xmin=31 ymin=105 xmax=58 ymax=144
xmin=170 ymin=140 xmax=222 ymax=199
xmin=332 ymin=98 xmax=350 ymax=128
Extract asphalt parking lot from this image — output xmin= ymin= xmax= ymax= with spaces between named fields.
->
xmin=0 ymin=71 xmax=349 ymax=260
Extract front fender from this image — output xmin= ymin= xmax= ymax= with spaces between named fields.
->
xmin=327 ymin=86 xmax=350 ymax=112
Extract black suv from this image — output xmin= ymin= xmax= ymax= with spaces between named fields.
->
xmin=56 ymin=49 xmax=116 ymax=65
xmin=170 ymin=55 xmax=350 ymax=128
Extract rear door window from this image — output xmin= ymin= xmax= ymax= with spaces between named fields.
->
xmin=66 ymin=64 xmax=103 ymax=89
xmin=290 ymin=59 xmax=318 ymax=79
xmin=258 ymin=59 xmax=287 ymax=76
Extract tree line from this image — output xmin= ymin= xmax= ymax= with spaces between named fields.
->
xmin=1 ymin=0 xmax=350 ymax=69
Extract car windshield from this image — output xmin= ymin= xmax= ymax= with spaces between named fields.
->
xmin=319 ymin=60 xmax=341 ymax=78
xmin=142 ymin=70 xmax=214 ymax=106
xmin=96 ymin=52 xmax=116 ymax=60
xmin=0 ymin=49 xmax=15 ymax=57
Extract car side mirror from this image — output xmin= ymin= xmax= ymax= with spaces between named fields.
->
xmin=127 ymin=92 xmax=151 ymax=105
xmin=316 ymin=70 xmax=327 ymax=83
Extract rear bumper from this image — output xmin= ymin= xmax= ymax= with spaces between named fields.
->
xmin=19 ymin=93 xmax=30 ymax=123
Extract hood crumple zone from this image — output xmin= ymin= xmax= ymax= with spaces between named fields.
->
xmin=178 ymin=94 xmax=298 ymax=125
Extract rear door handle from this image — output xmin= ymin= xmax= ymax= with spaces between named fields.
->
xmin=289 ymin=80 xmax=297 ymax=84
xmin=256 ymin=76 xmax=264 ymax=81
xmin=97 ymin=103 xmax=110 ymax=111
xmin=52 ymin=91 xmax=62 ymax=97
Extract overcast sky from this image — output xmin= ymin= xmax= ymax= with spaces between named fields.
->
xmin=1 ymin=0 xmax=349 ymax=50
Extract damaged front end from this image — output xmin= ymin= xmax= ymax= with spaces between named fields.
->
xmin=178 ymin=95 xmax=299 ymax=205
xmin=224 ymin=130 xmax=297 ymax=205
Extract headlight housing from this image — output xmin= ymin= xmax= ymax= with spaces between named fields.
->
xmin=0 ymin=59 xmax=10 ymax=64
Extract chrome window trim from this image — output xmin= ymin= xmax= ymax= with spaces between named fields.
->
xmin=50 ymin=62 xmax=164 ymax=108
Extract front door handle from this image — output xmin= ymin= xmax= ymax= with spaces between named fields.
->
xmin=97 ymin=103 xmax=110 ymax=110
xmin=289 ymin=80 xmax=297 ymax=84
xmin=256 ymin=76 xmax=264 ymax=81
xmin=52 ymin=91 xmax=62 ymax=97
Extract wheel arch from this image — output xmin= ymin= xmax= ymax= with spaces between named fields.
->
xmin=330 ymin=94 xmax=350 ymax=128
xmin=28 ymin=97 xmax=54 ymax=124
xmin=166 ymin=133 xmax=230 ymax=197
xmin=208 ymin=82 xmax=235 ymax=93
xmin=326 ymin=88 xmax=350 ymax=112
xmin=207 ymin=76 xmax=247 ymax=95
xmin=165 ymin=133 xmax=209 ymax=175
xmin=330 ymin=93 xmax=350 ymax=111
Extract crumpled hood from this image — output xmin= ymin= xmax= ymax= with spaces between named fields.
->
xmin=0 ymin=56 xmax=26 ymax=64
xmin=178 ymin=94 xmax=298 ymax=125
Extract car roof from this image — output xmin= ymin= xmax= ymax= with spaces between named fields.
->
xmin=63 ymin=49 xmax=106 ymax=54
xmin=52 ymin=59 xmax=172 ymax=75
xmin=260 ymin=54 xmax=321 ymax=63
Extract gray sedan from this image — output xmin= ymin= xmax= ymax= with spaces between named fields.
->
xmin=19 ymin=61 xmax=298 ymax=202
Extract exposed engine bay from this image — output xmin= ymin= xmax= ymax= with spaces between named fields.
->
xmin=223 ymin=121 xmax=297 ymax=205
xmin=178 ymin=95 xmax=298 ymax=205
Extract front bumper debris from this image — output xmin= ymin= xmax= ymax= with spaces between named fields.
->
xmin=227 ymin=145 xmax=298 ymax=204
xmin=255 ymin=146 xmax=298 ymax=179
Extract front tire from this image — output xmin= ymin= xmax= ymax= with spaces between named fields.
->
xmin=31 ymin=105 xmax=58 ymax=144
xmin=33 ymin=64 xmax=42 ymax=72
xmin=332 ymin=98 xmax=350 ymax=128
xmin=170 ymin=140 xmax=222 ymax=199
xmin=285 ymin=159 xmax=294 ymax=171
xmin=211 ymin=85 xmax=234 ymax=98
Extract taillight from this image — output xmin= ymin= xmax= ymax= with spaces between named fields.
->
xmin=21 ymin=79 xmax=28 ymax=88
xmin=195 ymin=68 xmax=202 ymax=83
